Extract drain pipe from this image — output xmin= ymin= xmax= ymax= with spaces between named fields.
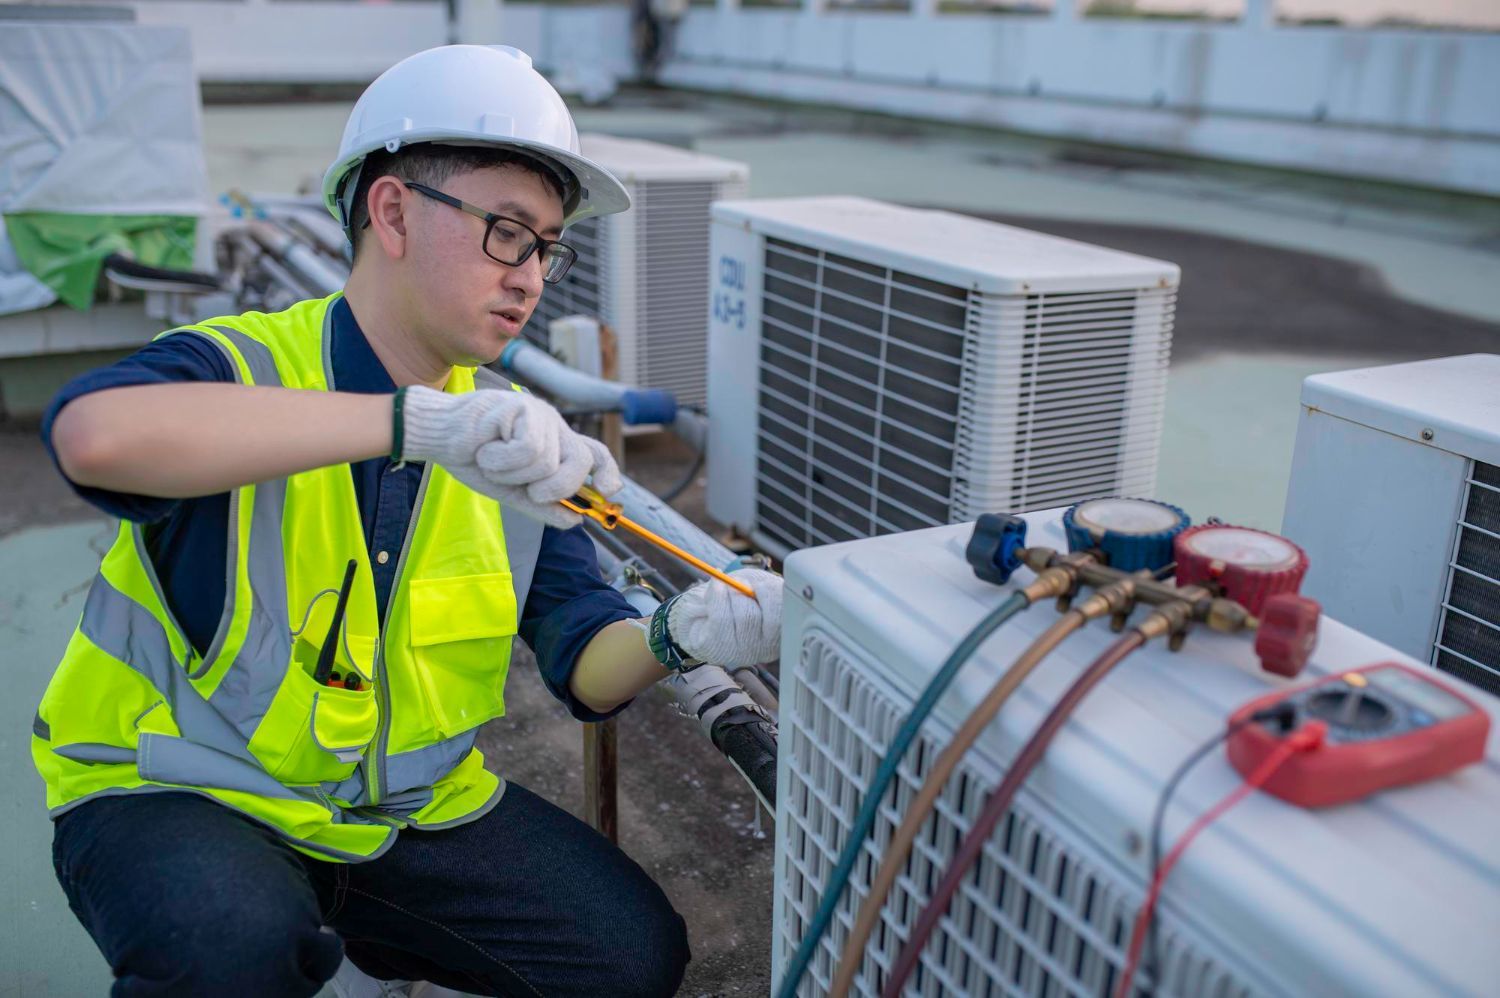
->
xmin=594 ymin=537 xmax=779 ymax=811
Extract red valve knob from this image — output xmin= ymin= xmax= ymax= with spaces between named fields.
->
xmin=1173 ymin=524 xmax=1309 ymax=615
xmin=1254 ymin=593 xmax=1321 ymax=677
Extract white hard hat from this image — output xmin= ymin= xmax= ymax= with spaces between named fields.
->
xmin=321 ymin=45 xmax=630 ymax=232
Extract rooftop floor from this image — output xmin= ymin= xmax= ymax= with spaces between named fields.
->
xmin=3 ymin=86 xmax=1498 ymax=997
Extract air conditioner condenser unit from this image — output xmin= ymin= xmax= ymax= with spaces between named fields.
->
xmin=775 ymin=510 xmax=1500 ymax=997
xmin=1282 ymin=353 xmax=1500 ymax=697
xmin=525 ymin=134 xmax=750 ymax=409
xmin=705 ymin=196 xmax=1177 ymax=560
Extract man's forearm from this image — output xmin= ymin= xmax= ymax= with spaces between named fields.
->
xmin=52 ymin=383 xmax=394 ymax=498
xmin=569 ymin=618 xmax=669 ymax=714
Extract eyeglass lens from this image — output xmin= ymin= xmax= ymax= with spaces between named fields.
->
xmin=485 ymin=221 xmax=575 ymax=284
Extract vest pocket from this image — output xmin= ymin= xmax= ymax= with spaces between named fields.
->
xmin=249 ymin=666 xmax=378 ymax=786
xmin=408 ymin=572 xmax=516 ymax=738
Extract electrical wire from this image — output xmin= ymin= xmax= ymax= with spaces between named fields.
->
xmin=775 ymin=590 xmax=1032 ymax=998
xmin=1115 ymin=721 xmax=1326 ymax=998
xmin=1139 ymin=704 xmax=1295 ymax=996
xmin=657 ymin=439 xmax=706 ymax=504
xmin=829 ymin=609 xmax=1090 ymax=998
xmin=882 ymin=631 xmax=1147 ymax=998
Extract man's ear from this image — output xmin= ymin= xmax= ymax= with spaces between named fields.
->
xmin=365 ymin=175 xmax=410 ymax=260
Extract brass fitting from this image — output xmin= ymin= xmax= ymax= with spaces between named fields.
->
xmin=1018 ymin=551 xmax=1096 ymax=605
xmin=1021 ymin=547 xmax=1056 ymax=573
xmin=1205 ymin=597 xmax=1255 ymax=634
xmin=1134 ymin=585 xmax=1208 ymax=649
xmin=1020 ymin=564 xmax=1076 ymax=604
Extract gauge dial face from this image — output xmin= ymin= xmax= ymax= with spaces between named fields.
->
xmin=1072 ymin=499 xmax=1182 ymax=536
xmin=1181 ymin=527 xmax=1300 ymax=571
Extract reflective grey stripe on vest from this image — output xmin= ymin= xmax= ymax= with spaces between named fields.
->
xmin=79 ymin=575 xmax=257 ymax=762
xmin=185 ymin=326 xmax=294 ymax=738
xmin=52 ymin=743 xmax=137 ymax=765
xmin=474 ymin=362 xmax=546 ymax=606
xmin=500 ymin=508 xmax=545 ymax=610
xmin=136 ymin=732 xmax=309 ymax=802
xmin=383 ymin=729 xmax=479 ymax=799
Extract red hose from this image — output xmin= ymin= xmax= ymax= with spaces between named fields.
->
xmin=880 ymin=632 xmax=1146 ymax=998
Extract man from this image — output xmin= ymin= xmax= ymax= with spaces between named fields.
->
xmin=32 ymin=45 xmax=781 ymax=997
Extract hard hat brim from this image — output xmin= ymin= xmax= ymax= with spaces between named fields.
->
xmin=322 ymin=131 xmax=631 ymax=231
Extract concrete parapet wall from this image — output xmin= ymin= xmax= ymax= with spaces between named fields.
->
xmin=665 ymin=11 xmax=1500 ymax=195
xmin=43 ymin=0 xmax=1500 ymax=195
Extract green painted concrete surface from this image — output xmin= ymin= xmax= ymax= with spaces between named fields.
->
xmin=0 ymin=521 xmax=116 ymax=997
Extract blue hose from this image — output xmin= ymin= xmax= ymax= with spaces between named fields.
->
xmin=776 ymin=589 xmax=1032 ymax=998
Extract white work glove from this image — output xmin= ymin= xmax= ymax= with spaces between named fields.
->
xmin=661 ymin=569 xmax=783 ymax=669
xmin=396 ymin=384 xmax=622 ymax=530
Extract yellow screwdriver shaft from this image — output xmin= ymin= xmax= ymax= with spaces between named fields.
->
xmin=561 ymin=489 xmax=756 ymax=599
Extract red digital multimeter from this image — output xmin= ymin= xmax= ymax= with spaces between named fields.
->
xmin=1227 ymin=663 xmax=1491 ymax=808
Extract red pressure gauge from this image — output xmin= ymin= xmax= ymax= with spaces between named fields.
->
xmin=1173 ymin=524 xmax=1309 ymax=615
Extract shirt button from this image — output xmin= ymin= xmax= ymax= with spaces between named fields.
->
xmin=376 ymin=551 xmax=390 ymax=565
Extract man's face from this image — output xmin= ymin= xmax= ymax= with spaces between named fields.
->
xmin=402 ymin=164 xmax=564 ymax=367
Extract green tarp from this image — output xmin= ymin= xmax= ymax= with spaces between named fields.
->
xmin=3 ymin=212 xmax=197 ymax=311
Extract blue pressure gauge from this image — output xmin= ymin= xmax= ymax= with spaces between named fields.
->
xmin=1062 ymin=498 xmax=1189 ymax=572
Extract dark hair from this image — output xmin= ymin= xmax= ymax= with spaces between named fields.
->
xmin=347 ymin=143 xmax=568 ymax=257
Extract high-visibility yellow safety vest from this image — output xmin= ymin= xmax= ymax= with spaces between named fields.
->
xmin=31 ymin=294 xmax=546 ymax=862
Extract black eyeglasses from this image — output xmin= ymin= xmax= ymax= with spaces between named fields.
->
xmin=401 ymin=181 xmax=577 ymax=284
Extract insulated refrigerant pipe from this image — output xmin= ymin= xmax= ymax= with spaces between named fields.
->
xmin=247 ymin=222 xmax=348 ymax=297
xmin=607 ymin=477 xmax=742 ymax=581
xmin=592 ymin=535 xmax=779 ymax=811
xmin=497 ymin=337 xmax=680 ymax=427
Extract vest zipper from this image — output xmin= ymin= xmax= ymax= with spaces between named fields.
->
xmin=364 ymin=465 xmax=433 ymax=806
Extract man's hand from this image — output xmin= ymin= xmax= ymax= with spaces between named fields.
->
xmin=663 ymin=569 xmax=783 ymax=669
xmin=399 ymin=385 xmax=621 ymax=529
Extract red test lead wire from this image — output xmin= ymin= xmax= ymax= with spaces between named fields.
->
xmin=1114 ymin=721 xmax=1328 ymax=998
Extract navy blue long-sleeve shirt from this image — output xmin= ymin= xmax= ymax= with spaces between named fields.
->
xmin=41 ymin=297 xmax=639 ymax=721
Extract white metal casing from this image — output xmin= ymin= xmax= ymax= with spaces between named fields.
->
xmin=775 ymin=510 xmax=1500 ymax=997
xmin=1281 ymin=354 xmax=1500 ymax=697
xmin=526 ymin=134 xmax=749 ymax=409
xmin=706 ymin=196 xmax=1177 ymax=560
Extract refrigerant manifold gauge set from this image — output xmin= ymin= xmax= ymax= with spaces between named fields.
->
xmin=781 ymin=495 xmax=1493 ymax=998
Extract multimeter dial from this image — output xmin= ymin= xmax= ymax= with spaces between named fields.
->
xmin=1227 ymin=663 xmax=1490 ymax=807
xmin=1062 ymin=498 xmax=1189 ymax=572
xmin=1173 ymin=524 xmax=1309 ymax=614
xmin=1304 ymin=687 xmax=1396 ymax=734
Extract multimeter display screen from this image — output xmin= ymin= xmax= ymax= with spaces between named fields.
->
xmin=1367 ymin=667 xmax=1471 ymax=721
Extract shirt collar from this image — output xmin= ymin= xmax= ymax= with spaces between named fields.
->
xmin=329 ymin=296 xmax=397 ymax=394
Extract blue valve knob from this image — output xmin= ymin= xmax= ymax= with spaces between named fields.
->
xmin=966 ymin=514 xmax=1028 ymax=586
xmin=1062 ymin=498 xmax=1189 ymax=573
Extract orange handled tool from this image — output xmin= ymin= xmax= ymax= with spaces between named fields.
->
xmin=561 ymin=486 xmax=756 ymax=599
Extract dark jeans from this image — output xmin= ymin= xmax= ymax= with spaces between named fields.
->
xmin=51 ymin=785 xmax=690 ymax=997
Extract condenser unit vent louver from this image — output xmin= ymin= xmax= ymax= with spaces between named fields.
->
xmin=782 ymin=631 xmax=1251 ymax=998
xmin=525 ymin=135 xmax=749 ymax=408
xmin=708 ymin=197 xmax=1178 ymax=560
xmin=1434 ymin=460 xmax=1500 ymax=695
